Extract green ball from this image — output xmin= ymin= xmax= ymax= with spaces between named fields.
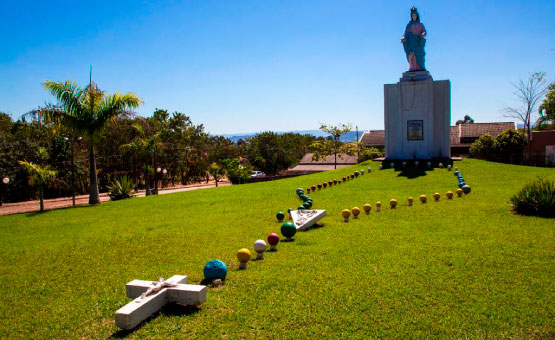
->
xmin=303 ymin=202 xmax=311 ymax=209
xmin=297 ymin=205 xmax=305 ymax=210
xmin=276 ymin=211 xmax=285 ymax=221
xmin=281 ymin=222 xmax=296 ymax=238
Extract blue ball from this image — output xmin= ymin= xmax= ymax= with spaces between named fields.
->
xmin=204 ymin=260 xmax=228 ymax=280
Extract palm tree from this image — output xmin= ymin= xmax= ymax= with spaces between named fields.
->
xmin=40 ymin=79 xmax=142 ymax=204
xmin=120 ymin=123 xmax=161 ymax=196
xmin=18 ymin=160 xmax=57 ymax=212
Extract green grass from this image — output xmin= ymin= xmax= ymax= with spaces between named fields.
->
xmin=0 ymin=159 xmax=554 ymax=339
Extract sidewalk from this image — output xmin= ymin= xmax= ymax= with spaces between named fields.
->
xmin=0 ymin=180 xmax=230 ymax=216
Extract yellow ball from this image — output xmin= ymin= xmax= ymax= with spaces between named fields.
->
xmin=419 ymin=195 xmax=427 ymax=203
xmin=236 ymin=248 xmax=252 ymax=263
xmin=376 ymin=201 xmax=382 ymax=207
xmin=446 ymin=191 xmax=453 ymax=199
xmin=456 ymin=188 xmax=463 ymax=197
xmin=351 ymin=207 xmax=360 ymax=216
xmin=433 ymin=193 xmax=440 ymax=201
xmin=390 ymin=199 xmax=397 ymax=207
xmin=408 ymin=197 xmax=414 ymax=203
xmin=341 ymin=209 xmax=351 ymax=218
xmin=363 ymin=204 xmax=372 ymax=212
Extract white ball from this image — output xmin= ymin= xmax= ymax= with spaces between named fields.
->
xmin=254 ymin=239 xmax=267 ymax=253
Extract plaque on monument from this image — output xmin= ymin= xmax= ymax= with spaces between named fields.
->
xmin=384 ymin=7 xmax=450 ymax=160
xmin=407 ymin=120 xmax=423 ymax=140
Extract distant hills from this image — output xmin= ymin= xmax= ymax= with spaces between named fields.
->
xmin=219 ymin=130 xmax=366 ymax=143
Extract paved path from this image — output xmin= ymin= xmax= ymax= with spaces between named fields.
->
xmin=0 ymin=180 xmax=230 ymax=216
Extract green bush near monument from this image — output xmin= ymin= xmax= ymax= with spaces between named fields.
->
xmin=0 ymin=159 xmax=553 ymax=339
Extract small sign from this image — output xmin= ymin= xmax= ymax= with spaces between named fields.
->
xmin=407 ymin=120 xmax=423 ymax=140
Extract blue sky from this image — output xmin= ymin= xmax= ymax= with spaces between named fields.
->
xmin=1 ymin=0 xmax=554 ymax=134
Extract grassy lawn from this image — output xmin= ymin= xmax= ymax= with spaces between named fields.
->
xmin=0 ymin=159 xmax=553 ymax=339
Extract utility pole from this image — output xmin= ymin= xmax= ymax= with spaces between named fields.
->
xmin=356 ymin=125 xmax=359 ymax=158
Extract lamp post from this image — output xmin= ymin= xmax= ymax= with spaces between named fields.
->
xmin=65 ymin=136 xmax=82 ymax=206
xmin=162 ymin=168 xmax=167 ymax=189
xmin=1 ymin=177 xmax=10 ymax=206
xmin=155 ymin=167 xmax=161 ymax=194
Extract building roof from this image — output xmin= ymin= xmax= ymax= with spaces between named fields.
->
xmin=298 ymin=153 xmax=358 ymax=165
xmin=359 ymin=130 xmax=385 ymax=146
xmin=459 ymin=122 xmax=515 ymax=138
xmin=359 ymin=123 xmax=517 ymax=147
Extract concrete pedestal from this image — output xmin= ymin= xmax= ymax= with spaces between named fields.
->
xmin=384 ymin=75 xmax=450 ymax=160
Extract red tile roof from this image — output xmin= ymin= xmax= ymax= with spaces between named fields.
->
xmin=459 ymin=122 xmax=515 ymax=138
xmin=359 ymin=130 xmax=385 ymax=146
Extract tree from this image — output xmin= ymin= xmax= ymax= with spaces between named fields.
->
xmin=120 ymin=123 xmax=161 ymax=196
xmin=502 ymin=72 xmax=549 ymax=160
xmin=222 ymin=158 xmax=251 ymax=184
xmin=495 ymin=129 xmax=527 ymax=163
xmin=18 ymin=148 xmax=57 ymax=212
xmin=40 ymin=79 xmax=142 ymax=204
xmin=310 ymin=123 xmax=354 ymax=169
xmin=456 ymin=115 xmax=474 ymax=125
xmin=208 ymin=162 xmax=224 ymax=187
xmin=536 ymin=82 xmax=555 ymax=130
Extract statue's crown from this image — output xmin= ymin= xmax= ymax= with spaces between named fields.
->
xmin=411 ymin=6 xmax=417 ymax=13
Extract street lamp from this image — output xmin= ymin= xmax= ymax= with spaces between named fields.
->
xmin=0 ymin=177 xmax=9 ymax=206
xmin=65 ymin=135 xmax=82 ymax=207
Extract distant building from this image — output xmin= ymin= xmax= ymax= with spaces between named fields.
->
xmin=359 ymin=122 xmax=517 ymax=156
xmin=529 ymin=130 xmax=555 ymax=166
xmin=283 ymin=153 xmax=358 ymax=175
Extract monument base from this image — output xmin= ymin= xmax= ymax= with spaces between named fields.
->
xmin=384 ymin=75 xmax=450 ymax=160
xmin=400 ymin=70 xmax=433 ymax=82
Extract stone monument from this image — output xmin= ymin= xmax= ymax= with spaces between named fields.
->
xmin=384 ymin=7 xmax=450 ymax=160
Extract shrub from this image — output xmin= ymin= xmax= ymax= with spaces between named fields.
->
xmin=510 ymin=178 xmax=555 ymax=217
xmin=108 ymin=176 xmax=134 ymax=201
xmin=469 ymin=134 xmax=496 ymax=160
xmin=495 ymin=129 xmax=526 ymax=163
xmin=358 ymin=147 xmax=384 ymax=162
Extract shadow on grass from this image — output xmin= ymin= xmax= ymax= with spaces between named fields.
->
xmin=299 ymin=223 xmax=324 ymax=232
xmin=24 ymin=203 xmax=97 ymax=218
xmin=396 ymin=167 xmax=429 ymax=179
xmin=108 ymin=304 xmax=201 ymax=338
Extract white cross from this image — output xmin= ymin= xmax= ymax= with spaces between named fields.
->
xmin=290 ymin=209 xmax=326 ymax=231
xmin=115 ymin=274 xmax=206 ymax=330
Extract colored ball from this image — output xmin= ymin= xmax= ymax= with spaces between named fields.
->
xmin=354 ymin=171 xmax=359 ymax=177
xmin=446 ymin=191 xmax=453 ymax=199
xmin=317 ymin=183 xmax=322 ymax=189
xmin=311 ymin=185 xmax=316 ymax=191
xmin=333 ymin=179 xmax=338 ymax=184
xmin=237 ymin=248 xmax=252 ymax=263
xmin=433 ymin=193 xmax=441 ymax=201
xmin=276 ymin=211 xmax=285 ymax=221
xmin=267 ymin=233 xmax=280 ymax=246
xmin=254 ymin=239 xmax=267 ymax=253
xmin=408 ymin=197 xmax=414 ymax=204
xmin=454 ymin=171 xmax=460 ymax=176
xmin=328 ymin=180 xmax=333 ymax=186
xmin=456 ymin=188 xmax=463 ymax=197
xmin=351 ymin=207 xmax=360 ymax=216
xmin=350 ymin=174 xmax=354 ymax=179
xmin=303 ymin=202 xmax=311 ymax=209
xmin=458 ymin=182 xmax=465 ymax=188
xmin=281 ymin=222 xmax=296 ymax=238
xmin=204 ymin=260 xmax=228 ymax=280
xmin=323 ymin=182 xmax=327 ymax=188
xmin=376 ymin=201 xmax=382 ymax=207
xmin=306 ymin=188 xmax=311 ymax=193
xmin=297 ymin=205 xmax=305 ymax=210
xmin=342 ymin=177 xmax=346 ymax=182
xmin=363 ymin=204 xmax=372 ymax=213
xmin=296 ymin=188 xmax=304 ymax=195
xmin=419 ymin=195 xmax=427 ymax=203
xmin=341 ymin=209 xmax=351 ymax=218
xmin=390 ymin=199 xmax=398 ymax=208
xmin=462 ymin=185 xmax=471 ymax=194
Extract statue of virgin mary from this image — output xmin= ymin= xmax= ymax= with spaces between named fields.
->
xmin=401 ymin=7 xmax=427 ymax=71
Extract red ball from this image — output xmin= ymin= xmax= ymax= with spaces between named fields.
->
xmin=267 ymin=233 xmax=280 ymax=246
xmin=311 ymin=185 xmax=316 ymax=191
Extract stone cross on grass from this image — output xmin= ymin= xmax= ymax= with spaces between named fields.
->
xmin=115 ymin=274 xmax=206 ymax=330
